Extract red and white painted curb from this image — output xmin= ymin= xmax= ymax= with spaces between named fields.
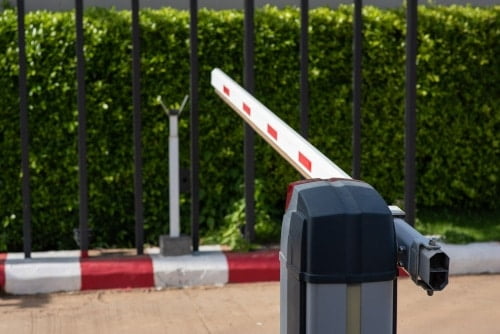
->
xmin=1 ymin=242 xmax=499 ymax=295
xmin=0 ymin=246 xmax=279 ymax=295
xmin=440 ymin=242 xmax=500 ymax=275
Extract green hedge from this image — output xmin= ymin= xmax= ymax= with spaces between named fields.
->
xmin=0 ymin=6 xmax=498 ymax=251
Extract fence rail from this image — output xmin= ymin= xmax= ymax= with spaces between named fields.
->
xmin=12 ymin=0 xmax=417 ymax=257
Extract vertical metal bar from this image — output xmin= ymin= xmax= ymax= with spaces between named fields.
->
xmin=17 ymin=0 xmax=31 ymax=258
xmin=300 ymin=0 xmax=309 ymax=139
xmin=190 ymin=0 xmax=200 ymax=252
xmin=75 ymin=0 xmax=89 ymax=257
xmin=352 ymin=0 xmax=362 ymax=179
xmin=131 ymin=0 xmax=144 ymax=254
xmin=244 ymin=0 xmax=255 ymax=242
xmin=405 ymin=0 xmax=417 ymax=226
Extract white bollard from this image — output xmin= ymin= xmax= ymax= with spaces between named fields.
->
xmin=158 ymin=95 xmax=190 ymax=256
xmin=168 ymin=110 xmax=180 ymax=237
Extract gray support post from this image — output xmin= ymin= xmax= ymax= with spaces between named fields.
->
xmin=17 ymin=0 xmax=31 ymax=259
xmin=300 ymin=0 xmax=309 ymax=139
xmin=158 ymin=97 xmax=191 ymax=256
xmin=352 ymin=0 xmax=362 ymax=179
xmin=169 ymin=111 xmax=180 ymax=237
xmin=190 ymin=0 xmax=200 ymax=251
xmin=131 ymin=0 xmax=144 ymax=255
xmin=405 ymin=0 xmax=418 ymax=226
xmin=243 ymin=0 xmax=255 ymax=242
xmin=75 ymin=0 xmax=89 ymax=257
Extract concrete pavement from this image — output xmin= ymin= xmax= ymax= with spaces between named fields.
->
xmin=1 ymin=275 xmax=500 ymax=334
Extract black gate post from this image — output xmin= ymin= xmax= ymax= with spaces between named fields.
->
xmin=300 ymin=0 xmax=309 ymax=139
xmin=243 ymin=0 xmax=256 ymax=242
xmin=17 ymin=0 xmax=31 ymax=258
xmin=131 ymin=0 xmax=144 ymax=255
xmin=352 ymin=0 xmax=362 ymax=179
xmin=405 ymin=0 xmax=418 ymax=226
xmin=190 ymin=0 xmax=200 ymax=251
xmin=75 ymin=0 xmax=89 ymax=257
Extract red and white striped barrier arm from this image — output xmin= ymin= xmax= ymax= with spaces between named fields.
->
xmin=211 ymin=68 xmax=351 ymax=180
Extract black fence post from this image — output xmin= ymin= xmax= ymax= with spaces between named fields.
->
xmin=131 ymin=0 xmax=144 ymax=255
xmin=75 ymin=0 xmax=89 ymax=257
xmin=405 ymin=0 xmax=418 ymax=226
xmin=352 ymin=0 xmax=362 ymax=179
xmin=17 ymin=0 xmax=31 ymax=259
xmin=190 ymin=0 xmax=200 ymax=252
xmin=243 ymin=0 xmax=255 ymax=242
xmin=300 ymin=0 xmax=309 ymax=139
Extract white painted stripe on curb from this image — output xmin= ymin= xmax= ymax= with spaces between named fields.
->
xmin=151 ymin=246 xmax=229 ymax=288
xmin=441 ymin=242 xmax=500 ymax=275
xmin=5 ymin=252 xmax=81 ymax=295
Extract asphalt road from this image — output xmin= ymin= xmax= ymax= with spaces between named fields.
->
xmin=1 ymin=275 xmax=499 ymax=334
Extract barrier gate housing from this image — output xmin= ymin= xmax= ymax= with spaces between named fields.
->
xmin=211 ymin=68 xmax=449 ymax=334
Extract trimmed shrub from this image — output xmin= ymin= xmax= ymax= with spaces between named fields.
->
xmin=0 ymin=6 xmax=498 ymax=251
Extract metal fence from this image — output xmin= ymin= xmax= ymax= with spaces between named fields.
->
xmin=7 ymin=0 xmax=498 ymax=11
xmin=14 ymin=0 xmax=417 ymax=258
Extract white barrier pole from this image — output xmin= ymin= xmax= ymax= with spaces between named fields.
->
xmin=159 ymin=95 xmax=188 ymax=240
xmin=210 ymin=68 xmax=350 ymax=180
xmin=169 ymin=111 xmax=180 ymax=238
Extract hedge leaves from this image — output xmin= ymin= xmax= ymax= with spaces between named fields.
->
xmin=0 ymin=6 xmax=498 ymax=250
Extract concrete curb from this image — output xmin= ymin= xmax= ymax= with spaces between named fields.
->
xmin=441 ymin=242 xmax=500 ymax=275
xmin=1 ymin=242 xmax=499 ymax=295
xmin=0 ymin=246 xmax=280 ymax=295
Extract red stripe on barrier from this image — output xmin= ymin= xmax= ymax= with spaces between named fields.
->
xmin=267 ymin=124 xmax=278 ymax=140
xmin=398 ymin=266 xmax=409 ymax=277
xmin=225 ymin=250 xmax=280 ymax=283
xmin=223 ymin=85 xmax=230 ymax=96
xmin=80 ymin=256 xmax=154 ymax=291
xmin=0 ymin=253 xmax=6 ymax=290
xmin=243 ymin=102 xmax=251 ymax=115
xmin=298 ymin=152 xmax=312 ymax=172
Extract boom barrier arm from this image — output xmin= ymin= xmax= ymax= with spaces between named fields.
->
xmin=211 ymin=68 xmax=350 ymax=180
xmin=210 ymin=68 xmax=448 ymax=295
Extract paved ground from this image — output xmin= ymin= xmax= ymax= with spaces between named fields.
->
xmin=1 ymin=275 xmax=499 ymax=334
